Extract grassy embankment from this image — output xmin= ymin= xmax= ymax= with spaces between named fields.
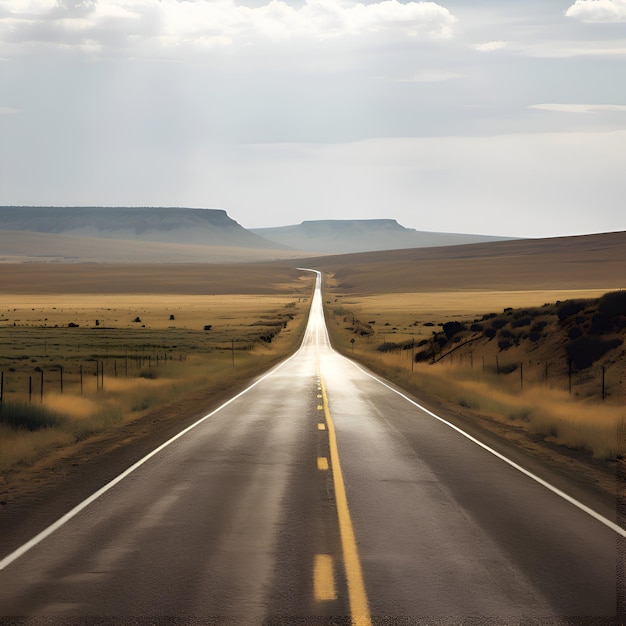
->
xmin=324 ymin=286 xmax=625 ymax=461
xmin=0 ymin=291 xmax=312 ymax=472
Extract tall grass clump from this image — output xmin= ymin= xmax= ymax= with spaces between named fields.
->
xmin=0 ymin=401 xmax=65 ymax=431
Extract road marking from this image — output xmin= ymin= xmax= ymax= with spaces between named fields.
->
xmin=317 ymin=394 xmax=322 ymax=398
xmin=320 ymin=373 xmax=372 ymax=626
xmin=318 ymin=423 xmax=326 ymax=431
xmin=314 ymin=554 xmax=337 ymax=601
xmin=317 ymin=405 xmax=323 ymax=410
xmin=348 ymin=359 xmax=626 ymax=540
xmin=0 ymin=349 xmax=305 ymax=572
xmin=317 ymin=457 xmax=329 ymax=471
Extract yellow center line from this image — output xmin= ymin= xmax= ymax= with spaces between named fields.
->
xmin=314 ymin=554 xmax=337 ymax=601
xmin=319 ymin=371 xmax=373 ymax=626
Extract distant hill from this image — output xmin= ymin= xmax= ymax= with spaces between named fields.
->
xmin=0 ymin=206 xmax=286 ymax=250
xmin=251 ymin=219 xmax=513 ymax=254
xmin=304 ymin=230 xmax=626 ymax=294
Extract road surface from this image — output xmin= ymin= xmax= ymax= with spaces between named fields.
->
xmin=0 ymin=270 xmax=623 ymax=623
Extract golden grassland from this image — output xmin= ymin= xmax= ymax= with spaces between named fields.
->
xmin=324 ymin=285 xmax=625 ymax=464
xmin=0 ymin=282 xmax=314 ymax=477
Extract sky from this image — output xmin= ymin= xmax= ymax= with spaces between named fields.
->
xmin=1 ymin=0 xmax=625 ymax=238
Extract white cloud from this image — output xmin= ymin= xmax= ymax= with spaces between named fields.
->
xmin=529 ymin=103 xmax=626 ymax=113
xmin=376 ymin=70 xmax=462 ymax=82
xmin=0 ymin=0 xmax=456 ymax=57
xmin=0 ymin=106 xmax=21 ymax=114
xmin=566 ymin=0 xmax=626 ymax=23
xmin=473 ymin=40 xmax=506 ymax=52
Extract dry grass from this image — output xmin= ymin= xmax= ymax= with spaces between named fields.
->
xmin=325 ymin=289 xmax=626 ymax=461
xmin=0 ymin=285 xmax=313 ymax=472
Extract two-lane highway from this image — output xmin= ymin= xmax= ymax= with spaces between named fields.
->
xmin=0 ymin=270 xmax=622 ymax=623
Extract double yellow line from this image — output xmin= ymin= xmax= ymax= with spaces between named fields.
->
xmin=318 ymin=371 xmax=372 ymax=626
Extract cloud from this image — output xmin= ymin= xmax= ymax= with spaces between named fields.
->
xmin=0 ymin=106 xmax=21 ymax=114
xmin=529 ymin=103 xmax=626 ymax=113
xmin=566 ymin=0 xmax=626 ymax=22
xmin=376 ymin=70 xmax=462 ymax=82
xmin=0 ymin=0 xmax=456 ymax=57
xmin=473 ymin=40 xmax=506 ymax=52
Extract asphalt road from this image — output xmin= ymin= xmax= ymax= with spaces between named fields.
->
xmin=0 ymin=270 xmax=623 ymax=623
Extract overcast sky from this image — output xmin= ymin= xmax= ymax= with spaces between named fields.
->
xmin=1 ymin=0 xmax=625 ymax=237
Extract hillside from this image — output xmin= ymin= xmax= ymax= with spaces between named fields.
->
xmin=306 ymin=231 xmax=626 ymax=294
xmin=0 ymin=230 xmax=308 ymax=264
xmin=251 ymin=219 xmax=512 ymax=254
xmin=0 ymin=207 xmax=284 ymax=249
xmin=1 ymin=230 xmax=623 ymax=294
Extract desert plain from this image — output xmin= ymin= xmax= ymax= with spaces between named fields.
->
xmin=0 ymin=230 xmax=625 ymax=510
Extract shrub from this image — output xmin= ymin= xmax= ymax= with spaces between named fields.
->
xmin=139 ymin=369 xmax=159 ymax=379
xmin=499 ymin=362 xmax=519 ymax=374
xmin=498 ymin=339 xmax=513 ymax=351
xmin=0 ymin=401 xmax=63 ymax=430
xmin=590 ymin=313 xmax=613 ymax=335
xmin=442 ymin=321 xmax=465 ymax=338
xmin=470 ymin=323 xmax=483 ymax=332
xmin=566 ymin=337 xmax=623 ymax=369
xmin=557 ymin=300 xmax=587 ymax=322
xmin=414 ymin=348 xmax=433 ymax=362
xmin=511 ymin=316 xmax=532 ymax=329
xmin=203 ymin=325 xmax=212 ymax=331
xmin=531 ymin=320 xmax=548 ymax=333
xmin=491 ymin=318 xmax=507 ymax=330
xmin=377 ymin=342 xmax=400 ymax=353
xmin=568 ymin=326 xmax=583 ymax=340
xmin=484 ymin=328 xmax=496 ymax=340
xmin=598 ymin=290 xmax=626 ymax=317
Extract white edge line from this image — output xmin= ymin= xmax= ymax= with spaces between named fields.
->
xmin=346 ymin=359 xmax=626 ymax=539
xmin=0 ymin=348 xmax=302 ymax=572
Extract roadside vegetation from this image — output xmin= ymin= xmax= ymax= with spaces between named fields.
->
xmin=0 ymin=292 xmax=312 ymax=473
xmin=324 ymin=285 xmax=626 ymax=461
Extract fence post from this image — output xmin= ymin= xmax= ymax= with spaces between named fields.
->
xmin=602 ymin=365 xmax=605 ymax=401
xmin=0 ymin=371 xmax=3 ymax=404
